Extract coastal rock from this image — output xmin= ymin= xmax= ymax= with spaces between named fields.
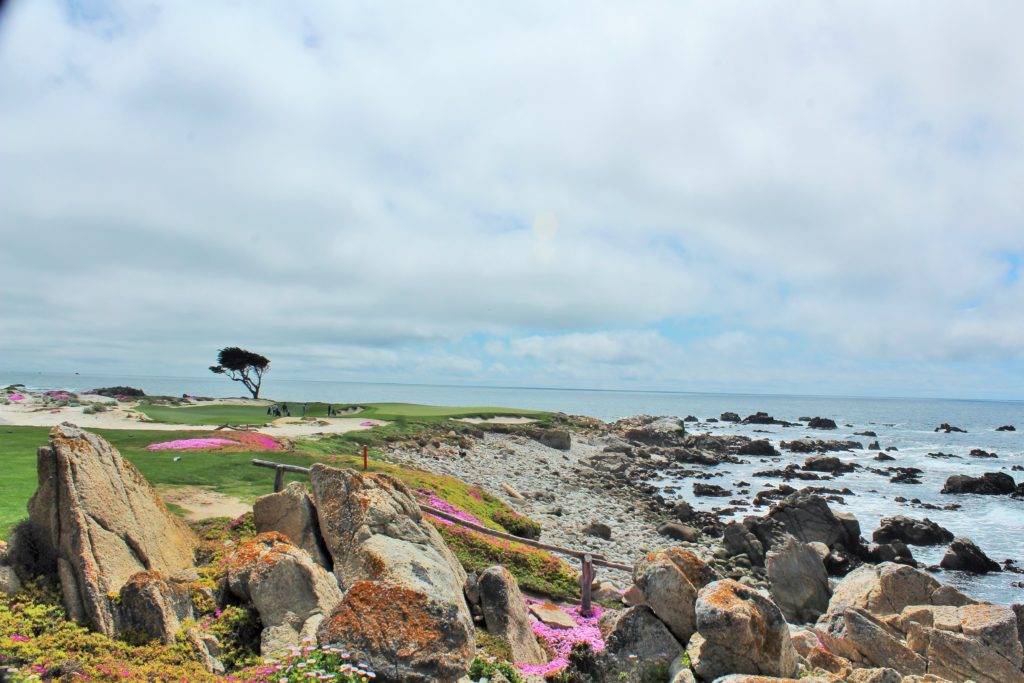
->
xmin=13 ymin=424 xmax=197 ymax=637
xmin=632 ymin=549 xmax=706 ymax=642
xmin=766 ymin=492 xmax=859 ymax=552
xmin=116 ymin=571 xmax=197 ymax=645
xmin=583 ymin=521 xmax=612 ymax=539
xmin=970 ymin=448 xmax=998 ymax=458
xmin=807 ymin=417 xmax=838 ymax=429
xmin=477 ymin=566 xmax=545 ymax=664
xmin=872 ymin=516 xmax=954 ymax=546
xmin=693 ymin=483 xmax=731 ymax=497
xmin=0 ymin=564 xmax=21 ymax=596
xmin=766 ymin=535 xmax=830 ymax=623
xmin=534 ymin=427 xmax=572 ymax=451
xmin=939 ymin=538 xmax=1001 ymax=573
xmin=818 ymin=606 xmax=927 ymax=674
xmin=997 ymin=424 xmax=1016 ymax=431
xmin=781 ymin=439 xmax=863 ymax=453
xmin=687 ymin=579 xmax=798 ymax=681
xmin=620 ymin=416 xmax=686 ymax=446
xmin=721 ymin=412 xmax=741 ymax=423
xmin=308 ymin=465 xmax=474 ymax=680
xmin=225 ymin=532 xmax=343 ymax=655
xmin=253 ymin=482 xmax=331 ymax=569
xmin=803 ymin=455 xmax=855 ymax=474
xmin=596 ymin=605 xmax=683 ymax=683
xmin=934 ymin=423 xmax=966 ymax=433
xmin=722 ymin=522 xmax=766 ymax=566
xmin=941 ymin=472 xmax=1016 ymax=495
xmin=529 ymin=601 xmax=576 ymax=628
xmin=657 ymin=522 xmax=700 ymax=542
xmin=818 ymin=562 xmax=974 ymax=623
xmin=737 ymin=439 xmax=779 ymax=456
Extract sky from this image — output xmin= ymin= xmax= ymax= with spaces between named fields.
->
xmin=1 ymin=1 xmax=1023 ymax=399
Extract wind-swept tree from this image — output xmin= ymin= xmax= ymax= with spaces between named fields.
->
xmin=209 ymin=347 xmax=270 ymax=399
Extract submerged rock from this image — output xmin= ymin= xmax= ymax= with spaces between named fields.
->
xmin=939 ymin=538 xmax=1001 ymax=573
xmin=872 ymin=516 xmax=954 ymax=546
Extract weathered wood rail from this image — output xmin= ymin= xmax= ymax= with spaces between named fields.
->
xmin=250 ymin=458 xmax=631 ymax=615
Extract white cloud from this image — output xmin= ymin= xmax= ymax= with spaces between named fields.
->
xmin=1 ymin=1 xmax=1022 ymax=395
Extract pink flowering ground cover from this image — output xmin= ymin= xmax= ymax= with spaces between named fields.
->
xmin=519 ymin=598 xmax=606 ymax=677
xmin=8 ymin=393 xmax=25 ymax=402
xmin=147 ymin=437 xmax=240 ymax=451
xmin=417 ymin=490 xmax=485 ymax=526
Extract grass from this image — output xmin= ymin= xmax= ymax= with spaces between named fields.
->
xmin=137 ymin=401 xmax=547 ymax=426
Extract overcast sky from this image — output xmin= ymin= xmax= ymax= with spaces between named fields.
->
xmin=1 ymin=1 xmax=1022 ymax=399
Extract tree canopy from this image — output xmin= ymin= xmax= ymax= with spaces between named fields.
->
xmin=209 ymin=347 xmax=270 ymax=399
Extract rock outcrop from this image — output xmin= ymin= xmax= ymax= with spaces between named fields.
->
xmin=310 ymin=465 xmax=474 ymax=681
xmin=477 ymin=566 xmax=545 ymax=664
xmin=12 ymin=424 xmax=197 ymax=637
xmin=253 ymin=482 xmax=332 ymax=569
xmin=117 ymin=571 xmax=198 ymax=645
xmin=686 ymin=579 xmax=798 ymax=681
xmin=818 ymin=562 xmax=974 ymax=622
xmin=224 ymin=532 xmax=343 ymax=655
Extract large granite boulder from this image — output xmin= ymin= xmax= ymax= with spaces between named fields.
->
xmin=477 ymin=566 xmax=545 ymax=665
xmin=225 ymin=532 xmax=343 ymax=655
xmin=309 ymin=465 xmax=474 ymax=681
xmin=816 ymin=606 xmax=927 ymax=674
xmin=632 ymin=548 xmax=717 ymax=643
xmin=253 ymin=482 xmax=332 ymax=569
xmin=594 ymin=605 xmax=683 ymax=683
xmin=686 ymin=579 xmax=798 ymax=681
xmin=872 ymin=516 xmax=954 ymax=546
xmin=941 ymin=472 xmax=1016 ymax=495
xmin=766 ymin=535 xmax=831 ymax=623
xmin=818 ymin=562 xmax=974 ymax=623
xmin=723 ymin=521 xmax=767 ymax=566
xmin=12 ymin=424 xmax=197 ymax=637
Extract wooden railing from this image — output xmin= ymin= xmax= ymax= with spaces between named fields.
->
xmin=250 ymin=458 xmax=631 ymax=615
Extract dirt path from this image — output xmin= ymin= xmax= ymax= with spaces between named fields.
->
xmin=159 ymin=486 xmax=252 ymax=521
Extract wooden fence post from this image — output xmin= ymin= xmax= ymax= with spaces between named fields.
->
xmin=580 ymin=553 xmax=594 ymax=617
xmin=274 ymin=466 xmax=285 ymax=492
xmin=362 ymin=445 xmax=369 ymax=471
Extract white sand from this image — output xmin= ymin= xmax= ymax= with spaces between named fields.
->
xmin=0 ymin=400 xmax=385 ymax=436
xmin=159 ymin=486 xmax=251 ymax=521
xmin=455 ymin=416 xmax=539 ymax=425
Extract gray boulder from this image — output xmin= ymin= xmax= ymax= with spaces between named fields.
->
xmin=722 ymin=521 xmax=766 ymax=566
xmin=632 ymin=548 xmax=716 ymax=644
xmin=767 ymin=493 xmax=859 ymax=552
xmin=596 ymin=605 xmax=683 ymax=682
xmin=686 ymin=579 xmax=798 ymax=681
xmin=477 ymin=566 xmax=545 ymax=665
xmin=766 ymin=535 xmax=831 ymax=623
xmin=253 ymin=481 xmax=331 ymax=569
xmin=225 ymin=532 xmax=343 ymax=655
xmin=117 ymin=571 xmax=197 ymax=645
xmin=818 ymin=562 xmax=974 ymax=623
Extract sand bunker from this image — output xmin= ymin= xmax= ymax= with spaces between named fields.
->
xmin=160 ymin=486 xmax=251 ymax=521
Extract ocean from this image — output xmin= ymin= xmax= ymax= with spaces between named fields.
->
xmin=3 ymin=371 xmax=1022 ymax=603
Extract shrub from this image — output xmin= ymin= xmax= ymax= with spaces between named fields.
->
xmin=83 ymin=404 xmax=108 ymax=415
xmin=90 ymin=386 xmax=146 ymax=399
xmin=246 ymin=641 xmax=375 ymax=682
xmin=493 ymin=508 xmax=541 ymax=540
xmin=468 ymin=656 xmax=523 ymax=683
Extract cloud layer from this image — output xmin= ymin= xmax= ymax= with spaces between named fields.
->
xmin=1 ymin=1 xmax=1022 ymax=397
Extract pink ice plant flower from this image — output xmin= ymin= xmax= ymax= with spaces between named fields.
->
xmin=417 ymin=491 xmax=484 ymax=526
xmin=147 ymin=437 xmax=240 ymax=451
xmin=518 ymin=598 xmax=606 ymax=677
xmin=8 ymin=393 xmax=24 ymax=402
xmin=10 ymin=634 xmax=29 ymax=642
